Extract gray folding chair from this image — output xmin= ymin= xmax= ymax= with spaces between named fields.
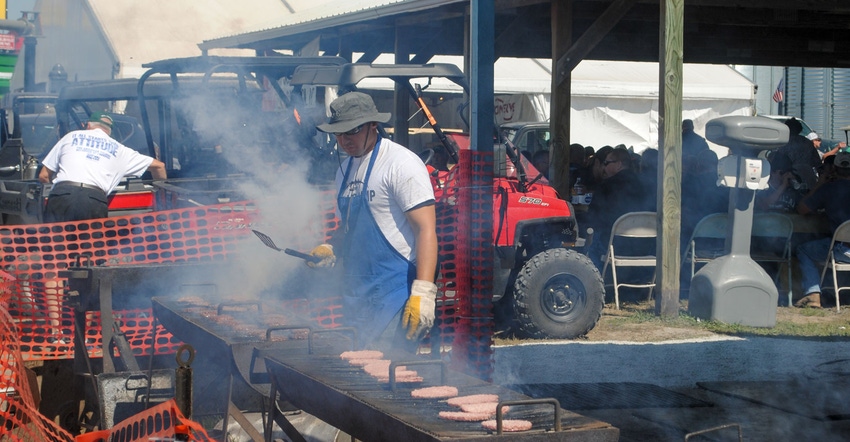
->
xmin=682 ymin=213 xmax=728 ymax=280
xmin=819 ymin=220 xmax=850 ymax=312
xmin=601 ymin=211 xmax=657 ymax=310
xmin=751 ymin=212 xmax=794 ymax=306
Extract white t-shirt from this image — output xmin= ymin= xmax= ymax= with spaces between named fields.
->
xmin=336 ymin=137 xmax=435 ymax=261
xmin=42 ymin=128 xmax=155 ymax=194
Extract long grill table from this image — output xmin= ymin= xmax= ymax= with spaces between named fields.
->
xmin=262 ymin=350 xmax=619 ymax=442
xmin=152 ymin=295 xmax=354 ymax=441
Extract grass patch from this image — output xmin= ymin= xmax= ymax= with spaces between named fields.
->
xmin=609 ymin=300 xmax=850 ymax=339
xmin=494 ymin=299 xmax=850 ymax=345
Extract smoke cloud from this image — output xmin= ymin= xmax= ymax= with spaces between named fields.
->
xmin=157 ymin=75 xmax=340 ymax=300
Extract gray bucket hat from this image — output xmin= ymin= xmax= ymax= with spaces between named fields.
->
xmin=317 ymin=91 xmax=391 ymax=133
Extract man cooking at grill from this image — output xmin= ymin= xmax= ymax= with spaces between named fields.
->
xmin=39 ymin=111 xmax=167 ymax=222
xmin=310 ymin=91 xmax=438 ymax=352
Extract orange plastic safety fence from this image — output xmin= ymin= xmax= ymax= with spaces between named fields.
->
xmin=73 ymin=399 xmax=213 ymax=442
xmin=0 ymin=304 xmax=75 ymax=442
xmin=433 ymin=150 xmax=495 ymax=380
xmin=0 ymin=203 xmax=258 ymax=361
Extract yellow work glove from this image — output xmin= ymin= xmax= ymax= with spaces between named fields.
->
xmin=307 ymin=244 xmax=336 ymax=268
xmin=401 ymin=280 xmax=438 ymax=341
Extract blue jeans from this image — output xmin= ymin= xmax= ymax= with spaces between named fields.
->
xmin=796 ymin=238 xmax=850 ymax=295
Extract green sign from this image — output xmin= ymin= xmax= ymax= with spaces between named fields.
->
xmin=0 ymin=53 xmax=18 ymax=96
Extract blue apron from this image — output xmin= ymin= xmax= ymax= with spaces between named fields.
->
xmin=338 ymin=139 xmax=415 ymax=348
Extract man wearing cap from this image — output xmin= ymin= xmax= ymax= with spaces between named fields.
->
xmin=793 ymin=148 xmax=850 ymax=308
xmin=39 ymin=111 xmax=167 ymax=222
xmin=309 ymin=92 xmax=438 ymax=350
xmin=809 ymin=132 xmax=849 ymax=159
xmin=681 ymin=119 xmax=709 ymax=157
xmin=776 ymin=118 xmax=821 ymax=191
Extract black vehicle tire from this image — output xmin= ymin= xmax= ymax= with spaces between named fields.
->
xmin=55 ymin=400 xmax=83 ymax=434
xmin=513 ymin=248 xmax=604 ymax=339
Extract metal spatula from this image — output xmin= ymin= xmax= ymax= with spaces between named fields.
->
xmin=251 ymin=230 xmax=322 ymax=263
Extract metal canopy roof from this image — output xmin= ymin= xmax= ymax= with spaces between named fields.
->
xmin=199 ymin=0 xmax=850 ymax=68
xmin=140 ymin=55 xmax=347 ymax=75
xmin=290 ymin=62 xmax=468 ymax=89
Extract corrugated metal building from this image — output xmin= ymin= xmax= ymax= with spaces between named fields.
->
xmin=783 ymin=67 xmax=850 ymax=142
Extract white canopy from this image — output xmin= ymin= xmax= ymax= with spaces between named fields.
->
xmin=356 ymin=55 xmax=755 ymax=152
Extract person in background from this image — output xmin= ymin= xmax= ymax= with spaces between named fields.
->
xmin=39 ymin=111 xmax=167 ymax=222
xmin=429 ymin=143 xmax=452 ymax=172
xmin=638 ymin=148 xmax=658 ymax=212
xmin=810 ymin=132 xmax=848 ymax=159
xmin=582 ymin=145 xmax=613 ymax=194
xmin=309 ymin=92 xmax=438 ymax=351
xmin=583 ymin=147 xmax=647 ymax=269
xmin=776 ymin=118 xmax=821 ymax=191
xmin=583 ymin=146 xmax=596 ymax=167
xmin=37 ymin=111 xmax=166 ymax=342
xmin=793 ymin=148 xmax=850 ymax=308
xmin=629 ymin=150 xmax=642 ymax=168
xmin=755 ymin=152 xmax=804 ymax=213
xmin=532 ymin=149 xmax=550 ymax=179
xmin=568 ymin=143 xmax=586 ymax=188
xmin=682 ymin=119 xmax=710 ymax=157
xmin=819 ymin=153 xmax=837 ymax=181
xmin=681 ymin=149 xmax=728 ymax=250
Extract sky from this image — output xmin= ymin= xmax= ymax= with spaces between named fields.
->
xmin=5 ymin=0 xmax=35 ymax=19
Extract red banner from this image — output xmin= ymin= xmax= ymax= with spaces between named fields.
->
xmin=0 ymin=33 xmax=18 ymax=52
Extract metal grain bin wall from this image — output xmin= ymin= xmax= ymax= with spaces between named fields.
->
xmin=784 ymin=67 xmax=850 ymax=141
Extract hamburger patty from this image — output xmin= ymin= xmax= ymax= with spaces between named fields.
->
xmin=459 ymin=402 xmax=509 ymax=415
xmin=438 ymin=410 xmax=491 ymax=422
xmin=340 ymin=350 xmax=384 ymax=360
xmin=481 ymin=419 xmax=533 ymax=432
xmin=410 ymin=385 xmax=459 ymax=399
xmin=446 ymin=394 xmax=499 ymax=407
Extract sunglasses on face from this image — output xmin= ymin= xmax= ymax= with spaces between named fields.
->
xmin=334 ymin=124 xmax=366 ymax=137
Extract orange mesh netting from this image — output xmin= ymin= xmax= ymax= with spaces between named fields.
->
xmin=0 ymin=203 xmax=258 ymax=361
xmin=434 ymin=150 xmax=495 ymax=379
xmin=0 ymin=303 xmax=75 ymax=441
xmin=73 ymin=399 xmax=213 ymax=442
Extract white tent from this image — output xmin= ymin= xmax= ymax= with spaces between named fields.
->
xmin=568 ymin=60 xmax=755 ymax=152
xmin=359 ymin=55 xmax=755 ymax=153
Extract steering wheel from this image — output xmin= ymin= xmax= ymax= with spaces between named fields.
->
xmin=418 ymin=148 xmax=435 ymax=166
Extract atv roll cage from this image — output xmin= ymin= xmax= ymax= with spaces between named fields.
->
xmin=137 ymin=56 xmax=347 ymax=131
xmin=137 ymin=56 xmax=346 ymax=184
xmin=290 ymin=62 xmax=538 ymax=190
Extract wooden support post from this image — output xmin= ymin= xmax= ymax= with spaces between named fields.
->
xmin=550 ymin=0 xmax=572 ymax=199
xmin=656 ymin=0 xmax=684 ymax=318
xmin=394 ymin=31 xmax=410 ymax=148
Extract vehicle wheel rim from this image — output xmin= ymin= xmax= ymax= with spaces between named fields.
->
xmin=540 ymin=273 xmax=586 ymax=322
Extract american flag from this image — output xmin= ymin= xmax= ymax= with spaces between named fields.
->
xmin=772 ymin=78 xmax=784 ymax=103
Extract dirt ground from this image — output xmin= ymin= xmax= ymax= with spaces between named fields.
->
xmin=579 ymin=300 xmax=850 ymax=343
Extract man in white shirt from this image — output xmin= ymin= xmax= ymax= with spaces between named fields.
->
xmin=311 ymin=92 xmax=438 ymax=350
xmin=39 ymin=111 xmax=166 ymax=222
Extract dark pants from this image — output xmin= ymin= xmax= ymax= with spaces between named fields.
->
xmin=44 ymin=184 xmax=108 ymax=223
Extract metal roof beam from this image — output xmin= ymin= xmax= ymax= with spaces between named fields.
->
xmin=554 ymin=0 xmax=637 ymax=87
